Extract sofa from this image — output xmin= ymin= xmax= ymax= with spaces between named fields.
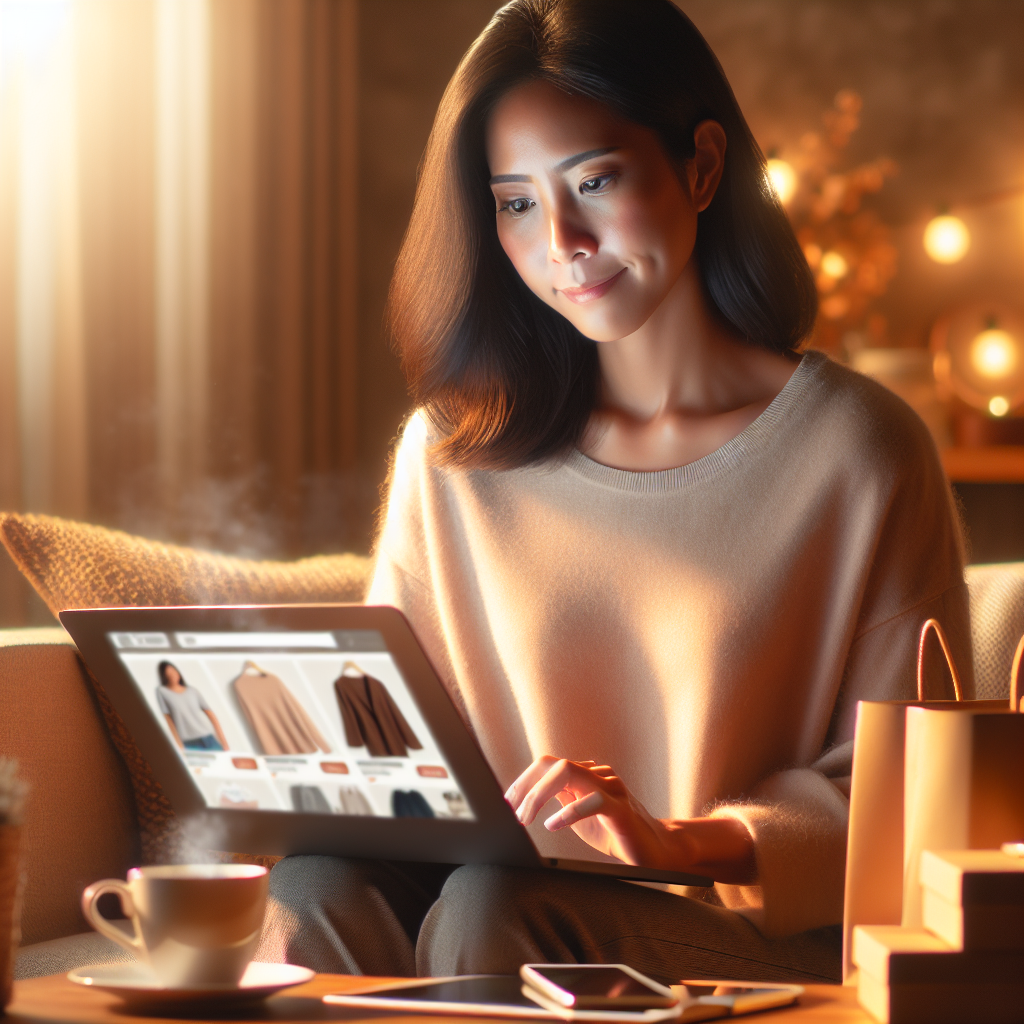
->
xmin=0 ymin=512 xmax=1021 ymax=981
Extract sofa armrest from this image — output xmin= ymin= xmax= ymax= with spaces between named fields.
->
xmin=0 ymin=627 xmax=75 ymax=648
xmin=0 ymin=634 xmax=139 ymax=945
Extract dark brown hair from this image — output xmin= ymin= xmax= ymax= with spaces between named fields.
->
xmin=158 ymin=661 xmax=183 ymax=687
xmin=388 ymin=0 xmax=817 ymax=469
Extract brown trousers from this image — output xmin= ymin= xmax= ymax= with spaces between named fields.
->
xmin=255 ymin=856 xmax=841 ymax=984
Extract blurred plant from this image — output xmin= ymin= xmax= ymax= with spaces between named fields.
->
xmin=767 ymin=90 xmax=898 ymax=354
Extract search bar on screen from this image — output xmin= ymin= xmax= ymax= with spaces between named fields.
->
xmin=174 ymin=632 xmax=339 ymax=649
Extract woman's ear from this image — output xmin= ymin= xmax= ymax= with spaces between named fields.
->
xmin=687 ymin=120 xmax=727 ymax=212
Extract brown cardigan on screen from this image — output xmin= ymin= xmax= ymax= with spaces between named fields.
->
xmin=334 ymin=672 xmax=422 ymax=758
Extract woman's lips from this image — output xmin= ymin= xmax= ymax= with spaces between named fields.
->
xmin=559 ymin=267 xmax=626 ymax=304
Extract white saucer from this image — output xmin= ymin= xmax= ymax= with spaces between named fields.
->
xmin=67 ymin=961 xmax=315 ymax=1008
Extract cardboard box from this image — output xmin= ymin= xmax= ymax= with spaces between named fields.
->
xmin=922 ymin=888 xmax=1023 ymax=950
xmin=920 ymin=849 xmax=1024 ymax=906
xmin=852 ymin=925 xmax=1022 ymax=983
xmin=857 ymin=971 xmax=1024 ymax=1024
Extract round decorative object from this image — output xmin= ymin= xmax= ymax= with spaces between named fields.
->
xmin=931 ymin=303 xmax=1024 ymax=416
xmin=923 ymin=214 xmax=970 ymax=264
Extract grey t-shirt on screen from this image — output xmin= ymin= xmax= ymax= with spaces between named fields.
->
xmin=156 ymin=685 xmax=213 ymax=742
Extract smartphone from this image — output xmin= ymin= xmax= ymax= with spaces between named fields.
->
xmin=521 ymin=964 xmax=679 ymax=1010
xmin=677 ymin=981 xmax=804 ymax=1015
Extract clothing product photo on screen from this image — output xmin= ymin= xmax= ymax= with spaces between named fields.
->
xmin=335 ymin=661 xmax=423 ymax=757
xmin=290 ymin=785 xmax=332 ymax=814
xmin=219 ymin=785 xmax=258 ymax=809
xmin=338 ymin=786 xmax=374 ymax=816
xmin=231 ymin=660 xmax=331 ymax=755
xmin=154 ymin=662 xmax=226 ymax=751
xmin=392 ymin=789 xmax=435 ymax=818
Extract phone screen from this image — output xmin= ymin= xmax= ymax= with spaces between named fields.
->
xmin=530 ymin=967 xmax=675 ymax=1009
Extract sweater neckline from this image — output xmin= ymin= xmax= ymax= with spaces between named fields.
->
xmin=564 ymin=350 xmax=825 ymax=492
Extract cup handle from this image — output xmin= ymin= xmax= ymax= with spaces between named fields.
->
xmin=81 ymin=879 xmax=146 ymax=956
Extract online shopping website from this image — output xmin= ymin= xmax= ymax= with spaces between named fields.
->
xmin=109 ymin=629 xmax=473 ymax=820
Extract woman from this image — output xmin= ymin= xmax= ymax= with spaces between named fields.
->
xmin=259 ymin=0 xmax=970 ymax=983
xmin=156 ymin=661 xmax=229 ymax=752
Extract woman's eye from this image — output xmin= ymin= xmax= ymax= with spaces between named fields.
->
xmin=580 ymin=174 xmax=614 ymax=194
xmin=499 ymin=198 xmax=534 ymax=218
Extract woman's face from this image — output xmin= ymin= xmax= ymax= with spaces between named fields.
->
xmin=486 ymin=79 xmax=723 ymax=343
xmin=163 ymin=665 xmax=181 ymax=687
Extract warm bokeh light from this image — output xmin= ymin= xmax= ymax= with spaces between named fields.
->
xmin=931 ymin=304 xmax=1024 ymax=416
xmin=820 ymin=251 xmax=848 ymax=279
xmin=766 ymin=158 xmax=797 ymax=205
xmin=970 ymin=327 xmax=1018 ymax=379
xmin=923 ymin=214 xmax=970 ymax=264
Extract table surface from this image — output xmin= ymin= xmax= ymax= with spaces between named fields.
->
xmin=5 ymin=974 xmax=873 ymax=1024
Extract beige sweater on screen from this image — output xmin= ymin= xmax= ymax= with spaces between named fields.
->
xmin=367 ymin=352 xmax=972 ymax=938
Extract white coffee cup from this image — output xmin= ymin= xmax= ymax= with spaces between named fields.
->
xmin=82 ymin=864 xmax=269 ymax=988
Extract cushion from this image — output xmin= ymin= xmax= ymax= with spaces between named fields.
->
xmin=965 ymin=562 xmax=1024 ymax=700
xmin=0 ymin=512 xmax=373 ymax=867
xmin=0 ymin=512 xmax=371 ymax=618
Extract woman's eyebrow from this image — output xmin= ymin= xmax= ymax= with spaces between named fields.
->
xmin=489 ymin=147 xmax=620 ymax=185
xmin=554 ymin=146 xmax=618 ymax=173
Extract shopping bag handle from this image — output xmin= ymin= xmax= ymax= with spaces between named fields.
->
xmin=917 ymin=618 xmax=963 ymax=702
xmin=1011 ymin=634 xmax=1024 ymax=713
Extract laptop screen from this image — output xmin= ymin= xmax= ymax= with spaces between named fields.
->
xmin=108 ymin=628 xmax=474 ymax=820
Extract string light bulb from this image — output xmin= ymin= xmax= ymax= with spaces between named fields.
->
xmin=923 ymin=214 xmax=970 ymax=264
xmin=931 ymin=304 xmax=1024 ymax=419
xmin=970 ymin=326 xmax=1018 ymax=380
xmin=820 ymin=251 xmax=848 ymax=279
xmin=766 ymin=158 xmax=797 ymax=205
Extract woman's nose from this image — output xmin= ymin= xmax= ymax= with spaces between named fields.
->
xmin=548 ymin=206 xmax=598 ymax=263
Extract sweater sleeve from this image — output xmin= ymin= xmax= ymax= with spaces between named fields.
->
xmin=708 ymin=390 xmax=973 ymax=938
xmin=367 ymin=414 xmax=464 ymax=719
xmin=709 ymin=583 xmax=970 ymax=937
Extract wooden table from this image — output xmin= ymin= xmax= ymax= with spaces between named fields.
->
xmin=5 ymin=974 xmax=873 ymax=1024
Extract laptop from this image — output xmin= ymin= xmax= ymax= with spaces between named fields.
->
xmin=61 ymin=604 xmax=711 ymax=888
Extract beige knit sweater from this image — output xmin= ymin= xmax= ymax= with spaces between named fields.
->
xmin=368 ymin=352 xmax=972 ymax=938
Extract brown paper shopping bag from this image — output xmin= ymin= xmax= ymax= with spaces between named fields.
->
xmin=841 ymin=619 xmax=1013 ymax=981
xmin=902 ymin=703 xmax=1024 ymax=927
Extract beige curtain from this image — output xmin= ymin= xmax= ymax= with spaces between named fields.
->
xmin=0 ymin=0 xmax=360 ymax=626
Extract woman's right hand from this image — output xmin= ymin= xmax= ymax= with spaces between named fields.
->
xmin=505 ymin=754 xmax=757 ymax=883
xmin=504 ymin=755 xmax=689 ymax=869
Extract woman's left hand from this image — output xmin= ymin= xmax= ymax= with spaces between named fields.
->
xmin=504 ymin=756 xmax=695 ymax=870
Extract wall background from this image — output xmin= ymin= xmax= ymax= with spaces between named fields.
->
xmin=2 ymin=0 xmax=1022 ymax=624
